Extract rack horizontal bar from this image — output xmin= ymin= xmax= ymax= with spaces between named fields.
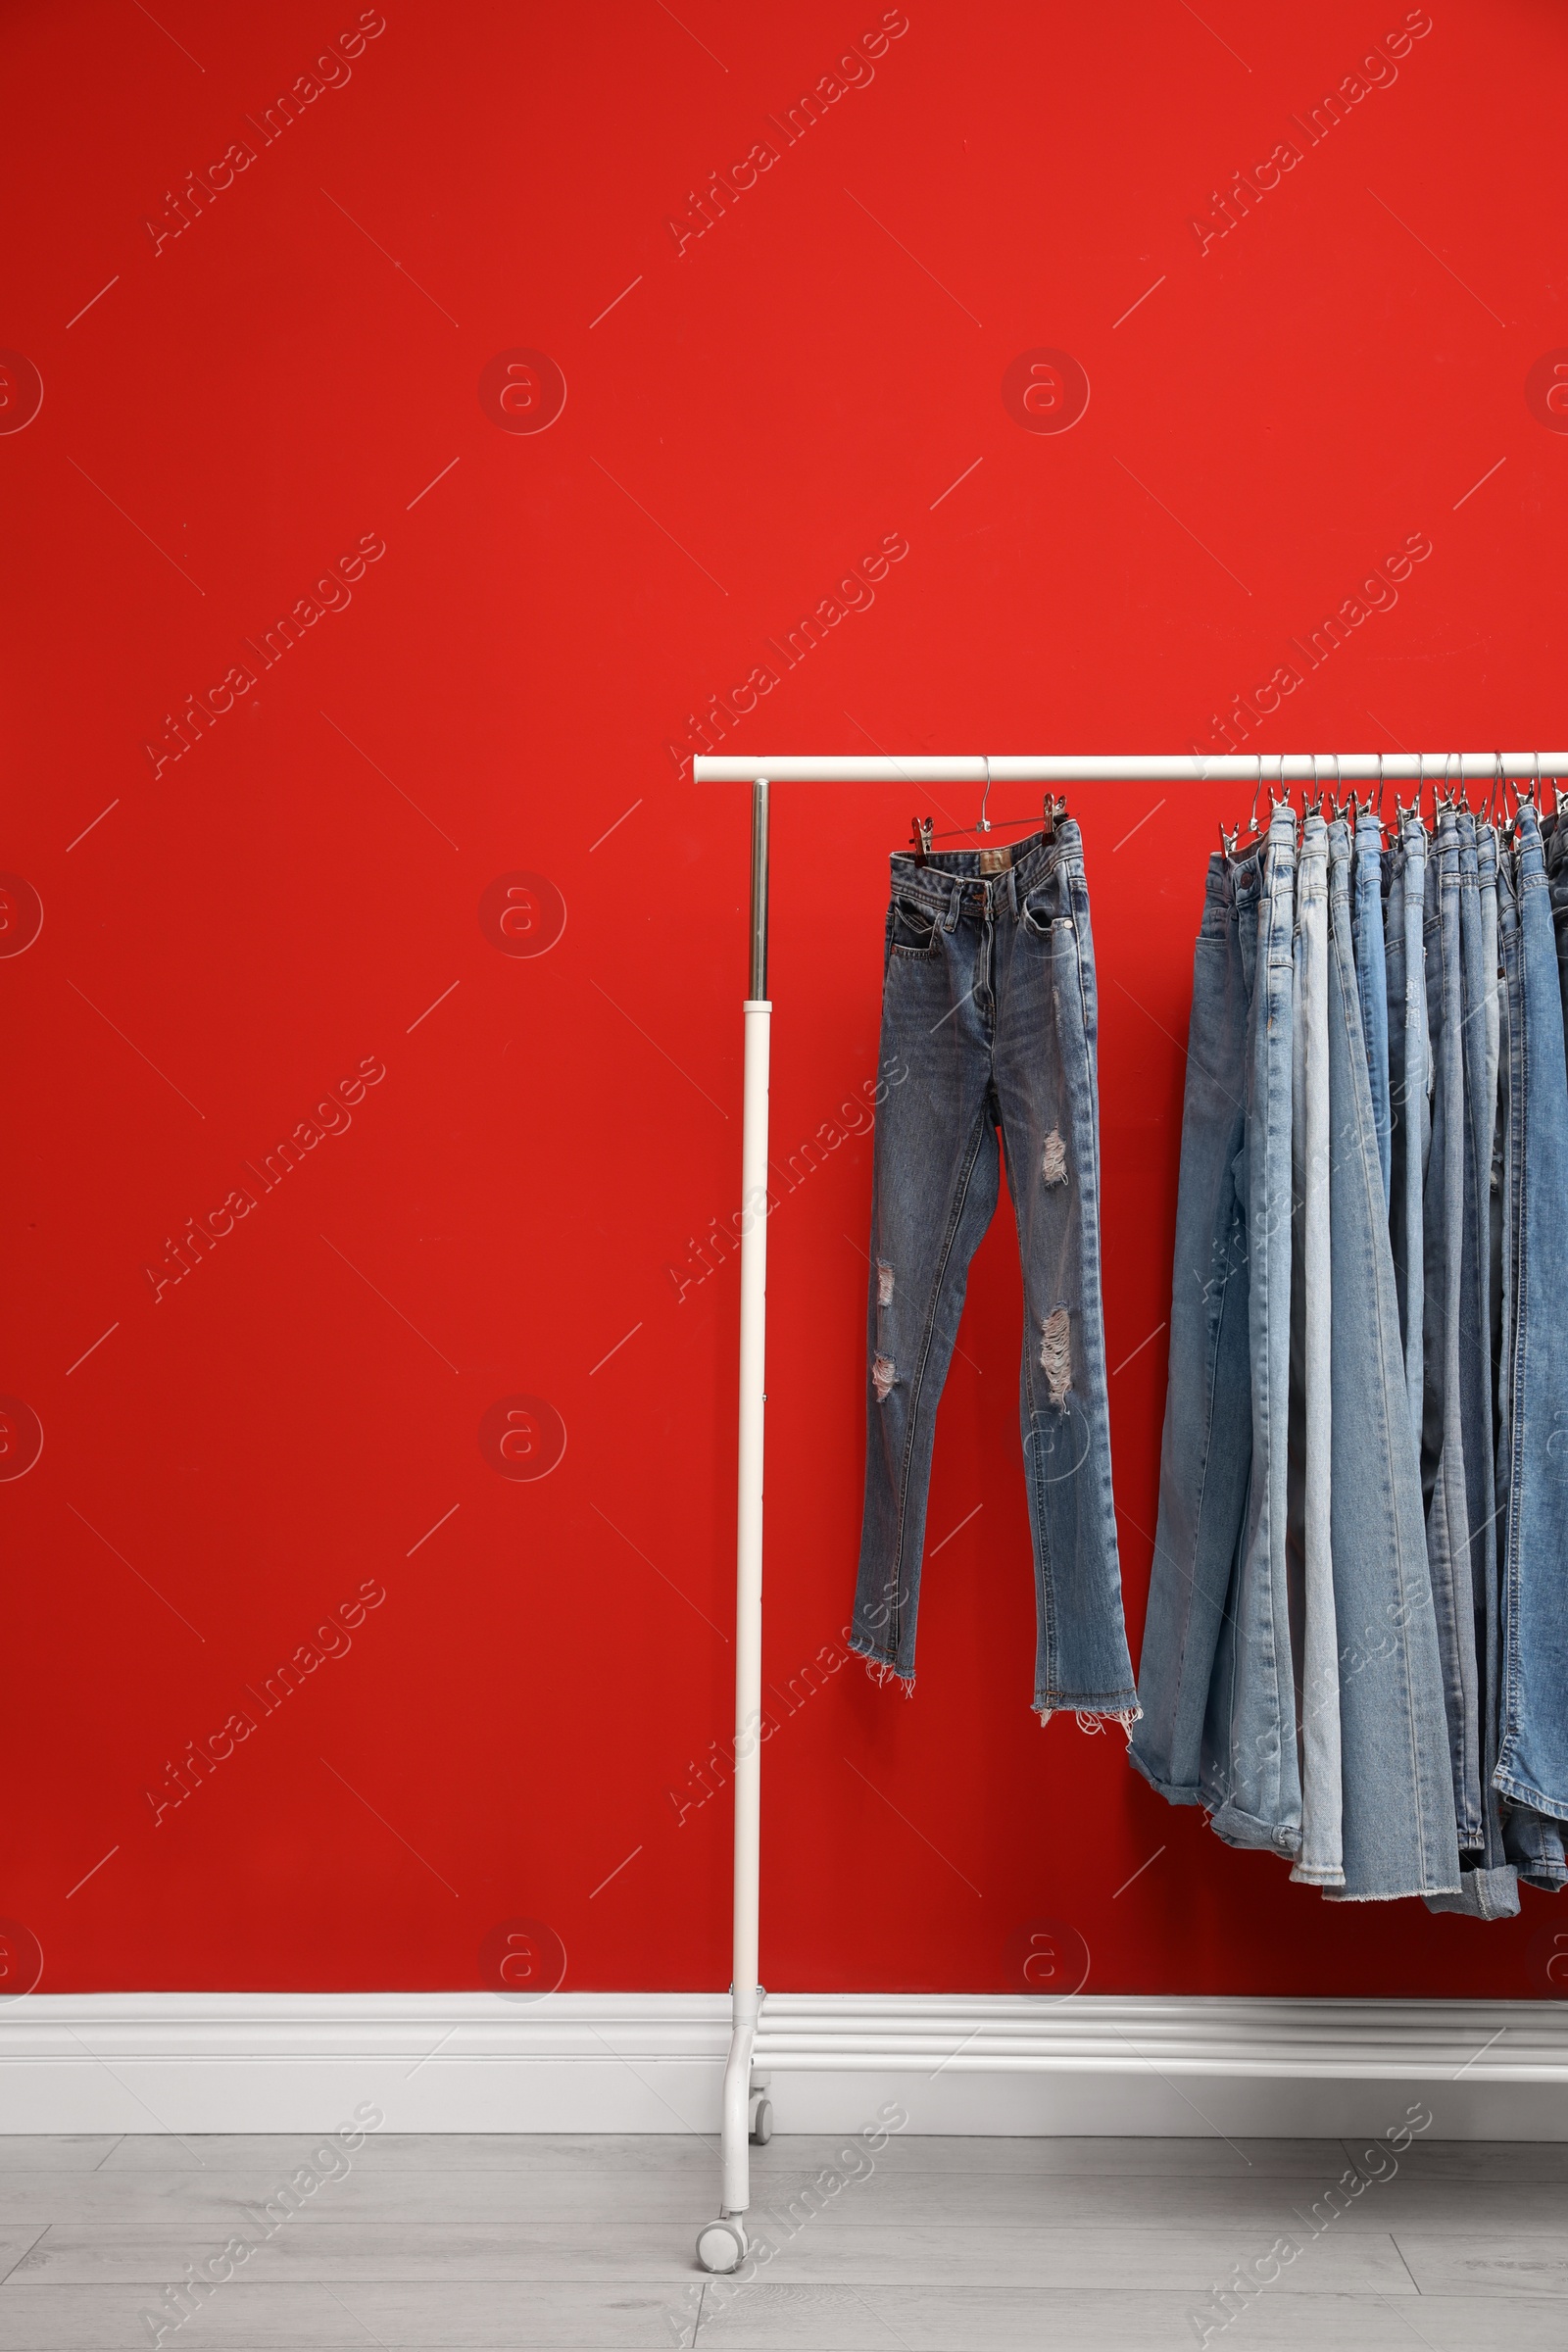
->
xmin=692 ymin=754 xmax=1568 ymax=785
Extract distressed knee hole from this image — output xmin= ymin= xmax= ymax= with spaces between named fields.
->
xmin=871 ymin=1353 xmax=897 ymax=1403
xmin=1039 ymin=1307 xmax=1071 ymax=1407
xmin=876 ymin=1259 xmax=894 ymax=1307
xmin=1042 ymin=1129 xmax=1068 ymax=1186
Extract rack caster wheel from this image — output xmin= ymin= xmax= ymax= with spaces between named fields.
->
xmin=696 ymin=2216 xmax=747 ymax=2274
xmin=749 ymin=2093 xmax=773 ymax=2145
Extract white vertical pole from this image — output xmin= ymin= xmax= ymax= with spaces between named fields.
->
xmin=722 ymin=779 xmax=770 ymax=2221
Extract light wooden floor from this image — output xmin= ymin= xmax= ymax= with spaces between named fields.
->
xmin=0 ymin=2132 xmax=1565 ymax=2347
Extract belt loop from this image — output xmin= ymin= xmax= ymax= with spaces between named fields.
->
xmin=942 ymin=885 xmax=960 ymax=934
xmin=1005 ymin=864 xmax=1019 ymax=917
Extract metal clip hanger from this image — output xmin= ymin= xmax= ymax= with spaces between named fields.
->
xmin=1303 ymin=753 xmax=1325 ymax=818
xmin=1231 ymin=755 xmax=1282 ymax=855
xmin=914 ymin=759 xmax=1069 ymax=853
xmin=914 ymin=793 xmax=1068 ymax=846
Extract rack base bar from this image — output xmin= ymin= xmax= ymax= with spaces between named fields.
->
xmin=742 ymin=1994 xmax=1568 ymax=2080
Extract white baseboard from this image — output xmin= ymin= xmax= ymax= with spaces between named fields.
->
xmin=4 ymin=1993 xmax=1566 ymax=2137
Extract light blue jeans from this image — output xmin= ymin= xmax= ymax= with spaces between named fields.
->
xmin=1494 ymin=808 xmax=1568 ymax=1827
xmin=1428 ymin=816 xmax=1516 ymax=1917
xmin=1351 ymin=810 xmax=1393 ymax=1209
xmin=1421 ymin=811 xmax=1483 ymax=1850
xmin=1133 ymin=809 xmax=1301 ymax=1855
xmin=1322 ymin=819 xmax=1459 ymax=1902
xmin=1199 ymin=808 xmax=1301 ymax=1855
xmin=1513 ymin=808 xmax=1568 ymax=1886
xmin=1545 ymin=810 xmax=1568 ymax=1047
xmin=1287 ymin=814 xmax=1341 ymax=1886
xmin=1384 ymin=818 xmax=1429 ymax=1453
xmin=1494 ymin=823 xmax=1565 ymax=1893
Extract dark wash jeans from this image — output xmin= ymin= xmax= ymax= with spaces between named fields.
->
xmin=849 ymin=823 xmax=1137 ymax=1722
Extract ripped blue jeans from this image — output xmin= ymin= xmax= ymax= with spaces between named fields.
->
xmin=849 ymin=823 xmax=1138 ymax=1723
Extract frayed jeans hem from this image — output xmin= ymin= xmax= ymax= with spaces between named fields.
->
xmin=848 ymin=1631 xmax=914 ymax=1694
xmin=1035 ymin=1697 xmax=1141 ymax=1736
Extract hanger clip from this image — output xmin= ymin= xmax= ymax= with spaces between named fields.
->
xmin=909 ymin=815 xmax=933 ymax=866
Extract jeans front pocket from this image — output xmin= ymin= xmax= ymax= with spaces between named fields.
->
xmin=1019 ymin=874 xmax=1067 ymax=938
xmin=889 ymin=895 xmax=942 ymax=958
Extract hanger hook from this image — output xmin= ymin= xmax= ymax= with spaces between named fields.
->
xmin=977 ymin=755 xmax=992 ymax=836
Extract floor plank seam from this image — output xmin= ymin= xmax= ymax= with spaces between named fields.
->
xmin=0 ymin=2225 xmax=50 ymax=2288
xmin=1390 ymin=2230 xmax=1427 ymax=2296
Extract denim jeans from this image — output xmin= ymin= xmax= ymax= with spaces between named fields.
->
xmin=1322 ymin=820 xmax=1460 ymax=1901
xmin=1131 ymin=844 xmax=1259 ymax=1805
xmin=1504 ymin=1801 xmax=1567 ymax=1891
xmin=851 ymin=824 xmax=1137 ymax=1721
xmin=1545 ymin=811 xmax=1568 ymax=1052
xmin=1286 ymin=813 xmax=1341 ymax=1884
xmin=1421 ymin=811 xmax=1483 ymax=1849
xmin=1496 ymin=810 xmax=1568 ymax=1892
xmin=1427 ymin=816 xmax=1516 ymax=1916
xmin=1384 ymin=818 xmax=1430 ymax=1453
xmin=1494 ymin=807 xmax=1568 ymax=1826
xmin=1351 ymin=810 xmax=1393 ymax=1209
xmin=1134 ymin=807 xmax=1300 ymax=1853
xmin=1494 ymin=831 xmax=1565 ymax=1896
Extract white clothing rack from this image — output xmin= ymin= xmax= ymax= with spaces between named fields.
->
xmin=687 ymin=751 xmax=1568 ymax=2277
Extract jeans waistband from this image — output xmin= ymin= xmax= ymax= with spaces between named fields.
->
xmin=1297 ymin=810 xmax=1328 ymax=892
xmin=1214 ymin=805 xmax=1296 ymax=899
xmin=888 ymin=821 xmax=1083 ymax=920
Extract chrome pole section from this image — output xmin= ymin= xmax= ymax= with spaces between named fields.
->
xmin=750 ymin=773 xmax=769 ymax=998
xmin=698 ymin=777 xmax=771 ymax=2277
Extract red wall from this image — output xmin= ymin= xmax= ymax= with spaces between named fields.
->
xmin=5 ymin=0 xmax=1567 ymax=2000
